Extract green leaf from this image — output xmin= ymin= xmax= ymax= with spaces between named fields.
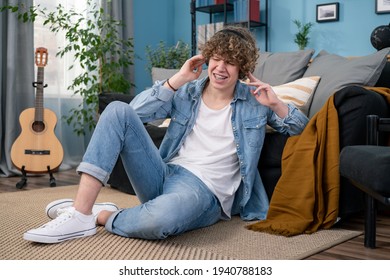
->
xmin=0 ymin=0 xmax=134 ymax=135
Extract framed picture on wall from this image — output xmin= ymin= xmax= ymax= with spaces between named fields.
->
xmin=316 ymin=2 xmax=340 ymax=22
xmin=376 ymin=0 xmax=390 ymax=14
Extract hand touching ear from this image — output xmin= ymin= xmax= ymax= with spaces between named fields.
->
xmin=164 ymin=55 xmax=206 ymax=92
xmin=178 ymin=54 xmax=206 ymax=80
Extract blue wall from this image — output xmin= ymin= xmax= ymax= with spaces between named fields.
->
xmin=133 ymin=0 xmax=390 ymax=93
xmin=269 ymin=0 xmax=389 ymax=55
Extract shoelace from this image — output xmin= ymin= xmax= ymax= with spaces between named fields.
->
xmin=41 ymin=207 xmax=74 ymax=229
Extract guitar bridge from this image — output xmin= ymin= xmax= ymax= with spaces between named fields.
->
xmin=24 ymin=149 xmax=50 ymax=155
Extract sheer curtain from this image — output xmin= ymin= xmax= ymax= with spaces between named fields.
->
xmin=102 ymin=0 xmax=135 ymax=96
xmin=0 ymin=0 xmax=35 ymax=177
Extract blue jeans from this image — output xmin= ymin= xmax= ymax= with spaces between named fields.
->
xmin=77 ymin=101 xmax=221 ymax=239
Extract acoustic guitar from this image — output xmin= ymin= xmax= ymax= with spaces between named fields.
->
xmin=11 ymin=47 xmax=64 ymax=174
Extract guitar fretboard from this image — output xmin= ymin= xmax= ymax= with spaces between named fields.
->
xmin=34 ymin=67 xmax=45 ymax=122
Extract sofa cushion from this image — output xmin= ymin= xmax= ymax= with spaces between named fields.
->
xmin=304 ymin=47 xmax=390 ymax=118
xmin=253 ymin=49 xmax=315 ymax=86
xmin=271 ymin=76 xmax=320 ymax=115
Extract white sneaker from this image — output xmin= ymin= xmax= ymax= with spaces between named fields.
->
xmin=23 ymin=207 xmax=97 ymax=243
xmin=46 ymin=199 xmax=119 ymax=220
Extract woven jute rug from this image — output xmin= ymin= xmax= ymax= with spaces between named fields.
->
xmin=0 ymin=185 xmax=361 ymax=260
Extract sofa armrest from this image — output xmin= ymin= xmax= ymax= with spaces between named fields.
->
xmin=375 ymin=60 xmax=390 ymax=88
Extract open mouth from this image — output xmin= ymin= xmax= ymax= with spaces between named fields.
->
xmin=213 ymin=73 xmax=228 ymax=81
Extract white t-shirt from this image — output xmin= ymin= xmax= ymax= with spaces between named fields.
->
xmin=169 ymin=99 xmax=241 ymax=219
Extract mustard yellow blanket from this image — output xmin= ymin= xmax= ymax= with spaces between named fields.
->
xmin=247 ymin=87 xmax=390 ymax=236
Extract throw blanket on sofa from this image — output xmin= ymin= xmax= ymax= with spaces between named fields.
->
xmin=247 ymin=87 xmax=390 ymax=236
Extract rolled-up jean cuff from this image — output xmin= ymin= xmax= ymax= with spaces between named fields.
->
xmin=76 ymin=162 xmax=110 ymax=185
xmin=105 ymin=209 xmax=123 ymax=233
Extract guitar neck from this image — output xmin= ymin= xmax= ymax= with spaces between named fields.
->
xmin=34 ymin=66 xmax=45 ymax=122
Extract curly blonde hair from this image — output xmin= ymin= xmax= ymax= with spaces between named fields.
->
xmin=200 ymin=26 xmax=259 ymax=79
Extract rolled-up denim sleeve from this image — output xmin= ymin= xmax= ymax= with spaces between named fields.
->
xmin=269 ymin=104 xmax=309 ymax=135
xmin=104 ymin=209 xmax=123 ymax=233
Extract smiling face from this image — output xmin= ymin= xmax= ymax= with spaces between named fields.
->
xmin=200 ymin=26 xmax=259 ymax=80
xmin=208 ymin=55 xmax=240 ymax=91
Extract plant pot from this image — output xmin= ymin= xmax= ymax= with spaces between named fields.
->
xmin=151 ymin=67 xmax=208 ymax=84
xmin=151 ymin=67 xmax=180 ymax=83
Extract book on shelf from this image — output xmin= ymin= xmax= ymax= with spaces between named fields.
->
xmin=197 ymin=22 xmax=224 ymax=50
xmin=234 ymin=0 xmax=260 ymax=23
xmin=197 ymin=0 xmax=229 ymax=7
xmin=196 ymin=0 xmax=261 ymax=24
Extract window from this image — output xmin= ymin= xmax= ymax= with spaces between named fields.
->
xmin=33 ymin=0 xmax=96 ymax=167
xmin=33 ymin=0 xmax=89 ymax=97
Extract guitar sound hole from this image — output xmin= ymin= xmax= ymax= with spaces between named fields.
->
xmin=32 ymin=121 xmax=45 ymax=133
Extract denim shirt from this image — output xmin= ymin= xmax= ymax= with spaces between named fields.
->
xmin=130 ymin=77 xmax=309 ymax=221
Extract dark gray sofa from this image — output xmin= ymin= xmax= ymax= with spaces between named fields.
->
xmin=98 ymin=48 xmax=390 ymax=219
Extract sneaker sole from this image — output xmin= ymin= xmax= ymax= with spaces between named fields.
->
xmin=23 ymin=227 xmax=97 ymax=244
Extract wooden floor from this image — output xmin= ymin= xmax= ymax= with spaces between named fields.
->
xmin=1 ymin=168 xmax=389 ymax=260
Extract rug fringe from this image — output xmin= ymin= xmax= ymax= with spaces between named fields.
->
xmin=245 ymin=222 xmax=298 ymax=237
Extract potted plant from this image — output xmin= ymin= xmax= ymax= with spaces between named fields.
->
xmin=1 ymin=0 xmax=134 ymax=135
xmin=293 ymin=19 xmax=314 ymax=50
xmin=145 ymin=40 xmax=190 ymax=82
